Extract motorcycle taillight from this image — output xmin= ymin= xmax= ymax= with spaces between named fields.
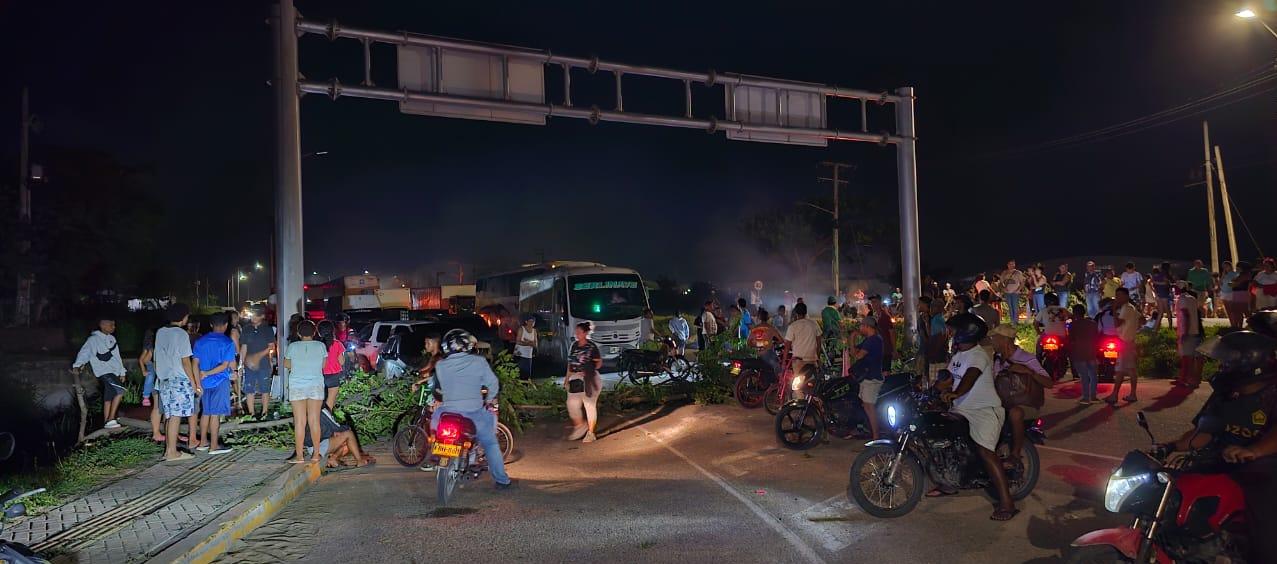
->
xmin=437 ymin=422 xmax=462 ymax=443
xmin=732 ymin=361 xmax=742 ymax=370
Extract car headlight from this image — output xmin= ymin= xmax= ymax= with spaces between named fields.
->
xmin=790 ymin=375 xmax=804 ymax=391
xmin=886 ymin=405 xmax=898 ymax=428
xmin=1104 ymin=472 xmax=1152 ymax=512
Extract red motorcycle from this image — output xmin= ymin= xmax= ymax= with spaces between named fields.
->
xmin=1066 ymin=412 xmax=1249 ymax=563
xmin=1037 ymin=334 xmax=1069 ymax=382
xmin=731 ymin=341 xmax=794 ymax=415
xmin=1097 ymin=335 xmax=1121 ymax=383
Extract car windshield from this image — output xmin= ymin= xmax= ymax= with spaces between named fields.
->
xmin=567 ymin=274 xmax=648 ymax=321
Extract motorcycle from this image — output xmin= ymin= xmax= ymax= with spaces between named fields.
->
xmin=774 ymin=366 xmax=869 ymax=450
xmin=1037 ymin=334 xmax=1070 ymax=382
xmin=846 ymin=374 xmax=1044 ymax=518
xmin=1098 ymin=335 xmax=1121 ymax=383
xmin=1065 ymin=412 xmax=1248 ymax=563
xmin=429 ymin=389 xmax=514 ymax=506
xmin=0 ymin=432 xmax=50 ymax=564
xmin=619 ymin=336 xmax=691 ymax=385
xmin=731 ymin=339 xmax=792 ymax=413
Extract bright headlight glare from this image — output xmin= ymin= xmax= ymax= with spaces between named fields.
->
xmin=1104 ymin=473 xmax=1151 ymax=512
xmin=887 ymin=405 xmax=898 ymax=428
xmin=790 ymin=375 xmax=804 ymax=391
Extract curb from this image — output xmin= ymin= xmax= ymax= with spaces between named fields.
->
xmin=150 ymin=460 xmax=322 ymax=564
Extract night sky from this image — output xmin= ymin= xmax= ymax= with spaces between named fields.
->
xmin=4 ymin=1 xmax=1276 ymax=291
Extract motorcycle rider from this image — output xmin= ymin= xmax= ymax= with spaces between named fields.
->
xmin=935 ymin=313 xmax=1018 ymax=521
xmin=989 ymin=324 xmax=1053 ymax=469
xmin=429 ymin=329 xmax=514 ymax=490
xmin=748 ymin=309 xmax=785 ymax=384
xmin=1033 ymin=292 xmax=1069 ymax=358
xmin=1155 ymin=326 xmax=1276 ymax=563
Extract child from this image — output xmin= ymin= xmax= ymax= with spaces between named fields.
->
xmin=284 ymin=320 xmax=327 ymax=464
xmin=72 ymin=316 xmax=127 ymax=430
xmin=155 ymin=304 xmax=202 ymax=462
xmin=193 ymin=312 xmax=237 ymax=454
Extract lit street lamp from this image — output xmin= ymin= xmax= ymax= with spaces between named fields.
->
xmin=1237 ymin=8 xmax=1277 ymax=40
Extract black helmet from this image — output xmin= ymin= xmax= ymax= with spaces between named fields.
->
xmin=1200 ymin=330 xmax=1277 ymax=391
xmin=945 ymin=312 xmax=988 ymax=345
xmin=441 ymin=328 xmax=478 ymax=356
xmin=1247 ymin=308 xmax=1277 ymax=339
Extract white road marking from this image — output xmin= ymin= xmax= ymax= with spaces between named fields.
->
xmin=1037 ymin=444 xmax=1123 ymax=463
xmin=640 ymin=426 xmax=828 ymax=564
xmin=789 ymin=493 xmax=873 ymax=553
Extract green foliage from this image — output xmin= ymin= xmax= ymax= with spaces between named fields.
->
xmin=490 ymin=350 xmax=529 ymax=432
xmin=230 ymin=427 xmax=294 ymax=450
xmin=333 ymin=369 xmax=413 ymax=445
xmin=688 ymin=333 xmax=734 ymax=405
xmin=522 ymin=380 xmax=568 ymax=407
xmin=0 ymin=437 xmax=161 ymax=515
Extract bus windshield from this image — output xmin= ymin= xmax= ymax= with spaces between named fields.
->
xmin=567 ymin=274 xmax=647 ymax=322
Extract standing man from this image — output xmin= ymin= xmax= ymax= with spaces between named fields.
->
xmin=999 ymin=260 xmax=1026 ymax=326
xmin=783 ymin=303 xmax=822 ymax=373
xmin=1082 ymin=261 xmax=1104 ymax=317
xmin=1105 ymin=288 xmax=1142 ymax=405
xmin=1051 ymin=263 xmax=1073 ymax=308
xmin=1102 ymin=267 xmax=1122 ymax=302
xmin=1120 ymin=263 xmax=1144 ymax=305
xmin=699 ymin=300 xmax=719 ymax=349
xmin=971 ymin=290 xmax=1001 ymax=331
xmin=1187 ymin=259 xmax=1211 ymax=294
xmin=735 ymin=298 xmax=754 ymax=340
xmin=515 ymin=315 xmax=537 ymax=380
xmin=72 ymin=316 xmax=127 ymax=430
xmin=193 ymin=313 xmax=237 ymax=455
xmin=155 ymin=304 xmax=201 ymax=462
xmin=668 ymin=309 xmax=690 ymax=355
xmin=850 ymin=315 xmax=885 ymax=440
xmin=821 ymin=296 xmax=842 ymax=340
xmin=1068 ymin=304 xmax=1100 ymax=404
xmin=239 ymin=306 xmax=276 ymax=421
xmin=1174 ymin=285 xmax=1204 ymax=390
xmin=869 ymin=295 xmax=896 ymax=371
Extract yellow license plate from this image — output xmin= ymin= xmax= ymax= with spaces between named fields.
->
xmin=431 ymin=443 xmax=461 ymax=457
xmin=1043 ymin=344 xmax=1059 ymax=351
xmin=1103 ymin=351 xmax=1118 ymax=359
xmin=730 ymin=366 xmax=741 ymax=375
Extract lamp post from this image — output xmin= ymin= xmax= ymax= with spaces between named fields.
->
xmin=1237 ymin=8 xmax=1277 ymax=39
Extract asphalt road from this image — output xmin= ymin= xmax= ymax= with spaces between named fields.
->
xmin=216 ymin=378 xmax=1207 ymax=564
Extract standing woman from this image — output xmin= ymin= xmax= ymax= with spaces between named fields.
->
xmin=1253 ymin=258 xmax=1277 ymax=311
xmin=565 ymin=322 xmax=602 ymax=443
xmin=1030 ymin=266 xmax=1048 ymax=315
xmin=283 ymin=321 xmax=326 ymax=463
xmin=774 ymin=304 xmax=788 ymax=333
xmin=318 ymin=320 xmax=345 ymax=411
xmin=1228 ymin=262 xmax=1255 ymax=328
xmin=515 ymin=316 xmax=537 ymax=380
xmin=225 ymin=310 xmax=242 ymax=413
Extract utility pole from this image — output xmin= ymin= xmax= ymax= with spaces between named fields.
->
xmin=15 ymin=87 xmax=33 ymax=326
xmin=1201 ymin=121 xmax=1220 ymax=273
xmin=1212 ymin=145 xmax=1240 ymax=265
xmin=818 ymin=162 xmax=852 ymax=300
xmin=274 ymin=1 xmax=304 ymax=392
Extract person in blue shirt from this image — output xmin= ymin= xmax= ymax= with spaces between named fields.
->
xmin=735 ymin=298 xmax=754 ymax=340
xmin=193 ymin=312 xmax=238 ymax=455
xmin=667 ymin=309 xmax=690 ymax=355
xmin=851 ymin=315 xmax=885 ymax=440
xmin=430 ymin=329 xmax=513 ymax=490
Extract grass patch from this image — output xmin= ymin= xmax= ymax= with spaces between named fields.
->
xmin=0 ymin=437 xmax=161 ymax=515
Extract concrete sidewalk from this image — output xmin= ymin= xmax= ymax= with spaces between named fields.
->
xmin=1 ymin=446 xmax=305 ymax=564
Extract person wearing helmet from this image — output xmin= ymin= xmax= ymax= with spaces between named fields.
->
xmin=1156 ymin=330 xmax=1277 ymax=562
xmin=935 ymin=313 xmax=1018 ymax=521
xmin=429 ymin=328 xmax=514 ymax=490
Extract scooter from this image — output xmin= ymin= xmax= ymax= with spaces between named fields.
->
xmin=0 ymin=433 xmax=50 ymax=564
xmin=1036 ymin=334 xmax=1070 ymax=382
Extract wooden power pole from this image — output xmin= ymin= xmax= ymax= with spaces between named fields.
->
xmin=1201 ymin=121 xmax=1220 ymax=273
xmin=1212 ymin=145 xmax=1240 ymax=265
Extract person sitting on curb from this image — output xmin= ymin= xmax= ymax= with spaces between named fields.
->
xmin=305 ymin=406 xmax=375 ymax=468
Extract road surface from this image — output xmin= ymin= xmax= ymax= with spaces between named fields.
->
xmin=216 ymin=378 xmax=1206 ymax=563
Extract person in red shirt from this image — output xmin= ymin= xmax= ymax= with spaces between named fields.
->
xmin=317 ymin=320 xmax=346 ymax=411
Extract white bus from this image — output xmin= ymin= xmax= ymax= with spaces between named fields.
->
xmin=476 ymin=262 xmax=650 ymax=365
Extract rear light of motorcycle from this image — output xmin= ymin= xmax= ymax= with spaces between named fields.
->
xmin=438 ymin=422 xmax=462 ymax=443
xmin=732 ymin=361 xmax=742 ymax=370
xmin=1043 ymin=336 xmax=1060 ymax=351
xmin=1101 ymin=338 xmax=1120 ymax=359
xmin=1035 ymin=419 xmax=1043 ymax=427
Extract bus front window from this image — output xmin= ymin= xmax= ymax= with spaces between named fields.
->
xmin=568 ymin=274 xmax=647 ymax=321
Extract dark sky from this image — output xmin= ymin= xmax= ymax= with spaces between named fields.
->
xmin=4 ymin=0 xmax=1276 ymax=290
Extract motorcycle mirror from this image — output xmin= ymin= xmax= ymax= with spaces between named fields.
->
xmin=0 ymin=432 xmax=12 ymax=462
xmin=1136 ymin=411 xmax=1154 ymax=444
xmin=4 ymin=503 xmax=25 ymax=519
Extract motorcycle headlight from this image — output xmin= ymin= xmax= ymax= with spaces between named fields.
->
xmin=1103 ymin=471 xmax=1152 ymax=512
xmin=886 ymin=405 xmax=898 ymax=428
xmin=790 ymin=375 xmax=804 ymax=391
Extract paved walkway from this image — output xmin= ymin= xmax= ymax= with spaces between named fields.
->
xmin=2 ymin=446 xmax=289 ymax=564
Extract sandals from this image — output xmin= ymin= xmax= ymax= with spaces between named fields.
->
xmin=925 ymin=488 xmax=958 ymax=498
xmin=990 ymin=508 xmax=1020 ymax=521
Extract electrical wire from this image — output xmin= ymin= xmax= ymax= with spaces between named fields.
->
xmin=1227 ymin=195 xmax=1265 ymax=257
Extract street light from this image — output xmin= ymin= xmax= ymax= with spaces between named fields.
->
xmin=254 ymin=262 xmax=264 ymax=270
xmin=1236 ymin=8 xmax=1277 ymax=40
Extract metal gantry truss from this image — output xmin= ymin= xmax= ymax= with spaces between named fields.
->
xmin=272 ymin=3 xmax=923 ymax=356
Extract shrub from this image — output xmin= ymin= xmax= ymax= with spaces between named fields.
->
xmin=688 ymin=332 xmax=734 ymax=405
xmin=0 ymin=437 xmax=161 ymax=515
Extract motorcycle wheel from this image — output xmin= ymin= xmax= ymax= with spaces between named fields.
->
xmin=1063 ymin=545 xmax=1133 ymax=563
xmin=847 ymin=445 xmax=924 ymax=518
xmin=436 ymin=457 xmax=460 ymax=506
xmin=734 ymin=370 xmax=766 ymax=409
xmin=775 ymin=403 xmax=824 ymax=450
xmin=664 ymin=357 xmax=691 ymax=383
xmin=763 ymin=383 xmax=788 ymax=415
xmin=392 ymin=425 xmax=429 ymax=467
xmin=987 ymin=441 xmax=1040 ymax=501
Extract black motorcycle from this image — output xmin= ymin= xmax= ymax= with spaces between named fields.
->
xmin=0 ymin=433 xmax=50 ymax=564
xmin=619 ymin=336 xmax=691 ymax=385
xmin=846 ymin=375 xmax=1044 ymax=518
xmin=774 ymin=367 xmax=870 ymax=450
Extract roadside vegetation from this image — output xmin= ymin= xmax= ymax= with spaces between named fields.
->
xmin=0 ymin=437 xmax=161 ymax=515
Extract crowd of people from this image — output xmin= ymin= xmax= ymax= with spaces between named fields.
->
xmin=72 ymin=304 xmax=372 ymax=468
